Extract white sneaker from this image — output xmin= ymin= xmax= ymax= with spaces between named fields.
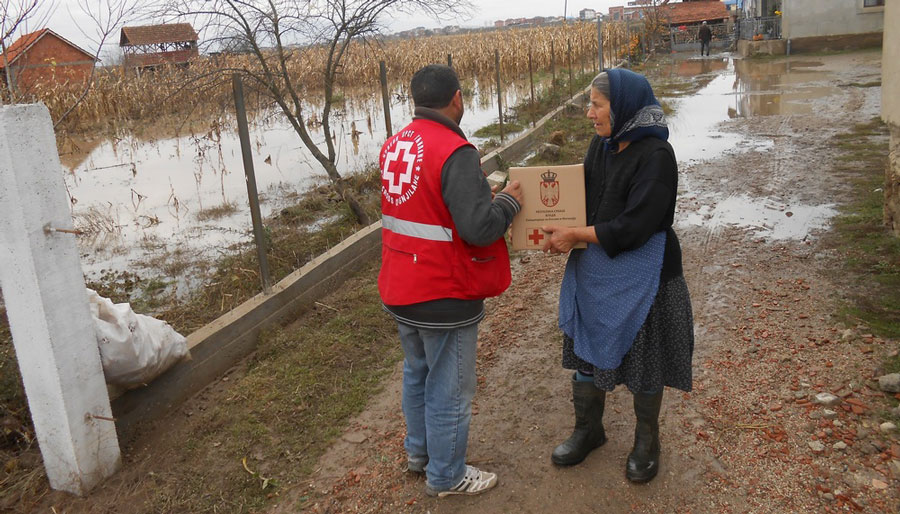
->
xmin=425 ymin=465 xmax=498 ymax=497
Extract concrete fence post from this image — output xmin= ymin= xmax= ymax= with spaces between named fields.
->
xmin=0 ymin=104 xmax=121 ymax=495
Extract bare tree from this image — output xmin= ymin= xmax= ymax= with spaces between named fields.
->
xmin=163 ymin=0 xmax=472 ymax=226
xmin=639 ymin=0 xmax=672 ymax=56
xmin=0 ymin=0 xmax=53 ymax=103
xmin=53 ymin=0 xmax=141 ymax=127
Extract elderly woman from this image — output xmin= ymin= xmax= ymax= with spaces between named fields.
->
xmin=541 ymin=68 xmax=694 ymax=483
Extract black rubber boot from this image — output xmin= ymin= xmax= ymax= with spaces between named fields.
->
xmin=551 ymin=375 xmax=607 ymax=466
xmin=626 ymin=391 xmax=664 ymax=483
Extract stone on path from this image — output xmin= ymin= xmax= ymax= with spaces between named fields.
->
xmin=877 ymin=373 xmax=900 ymax=393
xmin=814 ymin=392 xmax=841 ymax=406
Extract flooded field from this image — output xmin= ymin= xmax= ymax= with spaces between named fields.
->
xmin=63 ymin=49 xmax=881 ymax=290
xmin=62 ymin=77 xmax=544 ymax=282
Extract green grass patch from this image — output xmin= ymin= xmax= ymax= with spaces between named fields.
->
xmin=507 ymin=72 xmax=595 ymax=128
xmin=473 ymin=120 xmax=525 ymax=138
xmin=196 ymin=201 xmax=239 ymax=221
xmin=525 ymin=104 xmax=594 ymax=167
xmin=160 ymin=168 xmax=382 ymax=335
xmin=844 ymin=81 xmax=881 ymax=88
xmin=822 ymin=118 xmax=900 ymax=341
xmin=129 ymin=267 xmax=400 ymax=512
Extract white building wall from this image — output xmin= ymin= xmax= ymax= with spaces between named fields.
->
xmin=883 ymin=1 xmax=899 ymax=126
xmin=783 ymin=0 xmax=884 ymax=40
xmin=883 ymin=0 xmax=900 ymax=236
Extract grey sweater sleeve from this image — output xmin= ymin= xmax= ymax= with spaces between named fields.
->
xmin=441 ymin=146 xmax=521 ymax=247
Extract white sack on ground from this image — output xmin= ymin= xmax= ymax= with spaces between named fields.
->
xmin=87 ymin=289 xmax=188 ymax=388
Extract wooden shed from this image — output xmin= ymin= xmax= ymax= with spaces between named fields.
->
xmin=0 ymin=29 xmax=97 ymax=92
xmin=120 ymin=23 xmax=199 ymax=69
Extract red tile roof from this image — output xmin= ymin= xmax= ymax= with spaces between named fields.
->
xmin=665 ymin=1 xmax=728 ymax=25
xmin=2 ymin=29 xmax=48 ymax=69
xmin=120 ymin=24 xmax=198 ymax=47
xmin=1 ymin=29 xmax=95 ymax=69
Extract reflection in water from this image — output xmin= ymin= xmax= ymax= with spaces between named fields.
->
xmin=729 ymin=58 xmax=834 ymax=117
xmin=674 ymin=57 xmax=729 ymax=77
xmin=662 ymin=58 xmax=773 ymax=164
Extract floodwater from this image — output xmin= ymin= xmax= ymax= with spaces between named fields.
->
xmin=656 ymin=53 xmax=846 ymax=240
xmin=681 ymin=194 xmax=838 ymax=241
xmin=65 ymin=50 xmax=860 ymax=287
xmin=64 ymin=77 xmax=540 ymax=280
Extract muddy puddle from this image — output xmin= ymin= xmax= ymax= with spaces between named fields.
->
xmin=64 ymin=77 xmax=540 ymax=282
xmin=680 ymin=194 xmax=837 ymax=240
xmin=655 ymin=52 xmax=863 ymax=241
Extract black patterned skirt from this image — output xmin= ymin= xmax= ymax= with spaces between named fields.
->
xmin=562 ymin=275 xmax=694 ymax=394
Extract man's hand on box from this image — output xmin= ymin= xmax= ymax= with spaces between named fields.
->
xmin=501 ymin=180 xmax=523 ymax=205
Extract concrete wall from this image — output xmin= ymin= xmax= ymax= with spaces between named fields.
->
xmin=737 ymin=38 xmax=786 ymax=57
xmin=112 ymin=223 xmax=382 ymax=437
xmin=783 ymin=0 xmax=884 ymax=40
xmin=787 ymin=32 xmax=883 ymax=54
xmin=883 ymin=0 xmax=900 ymax=236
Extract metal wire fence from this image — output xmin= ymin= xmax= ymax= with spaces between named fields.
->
xmin=736 ymin=16 xmax=782 ymax=40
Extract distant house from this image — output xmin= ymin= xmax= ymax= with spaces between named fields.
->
xmin=608 ymin=6 xmax=638 ymax=21
xmin=120 ymin=23 xmax=199 ymax=69
xmin=0 ymin=29 xmax=96 ymax=92
xmin=609 ymin=0 xmax=726 ymax=25
xmin=580 ymin=8 xmax=597 ymax=21
xmin=663 ymin=0 xmax=728 ymax=27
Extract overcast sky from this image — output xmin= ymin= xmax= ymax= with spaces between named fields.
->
xmin=29 ymin=0 xmax=621 ymax=57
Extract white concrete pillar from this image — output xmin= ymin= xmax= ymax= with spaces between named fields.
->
xmin=0 ymin=104 xmax=120 ymax=495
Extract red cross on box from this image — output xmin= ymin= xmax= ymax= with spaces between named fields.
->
xmin=528 ymin=229 xmax=544 ymax=245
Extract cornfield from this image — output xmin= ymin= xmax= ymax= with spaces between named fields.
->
xmin=18 ymin=22 xmax=619 ymax=134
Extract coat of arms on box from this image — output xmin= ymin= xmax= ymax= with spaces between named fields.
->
xmin=540 ymin=170 xmax=559 ymax=207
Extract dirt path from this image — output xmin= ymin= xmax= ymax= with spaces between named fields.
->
xmin=270 ymin=51 xmax=899 ymax=513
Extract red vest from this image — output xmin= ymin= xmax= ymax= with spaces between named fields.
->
xmin=378 ymin=118 xmax=511 ymax=305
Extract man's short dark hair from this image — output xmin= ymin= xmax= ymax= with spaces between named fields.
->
xmin=410 ymin=65 xmax=460 ymax=109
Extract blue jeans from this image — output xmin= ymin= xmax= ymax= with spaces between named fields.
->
xmin=398 ymin=322 xmax=478 ymax=490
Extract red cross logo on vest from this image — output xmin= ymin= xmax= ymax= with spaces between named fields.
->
xmin=381 ymin=132 xmax=424 ymax=206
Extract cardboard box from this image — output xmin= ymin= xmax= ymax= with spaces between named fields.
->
xmin=508 ymin=164 xmax=586 ymax=251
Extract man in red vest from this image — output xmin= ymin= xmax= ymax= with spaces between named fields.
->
xmin=379 ymin=64 xmax=522 ymax=497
